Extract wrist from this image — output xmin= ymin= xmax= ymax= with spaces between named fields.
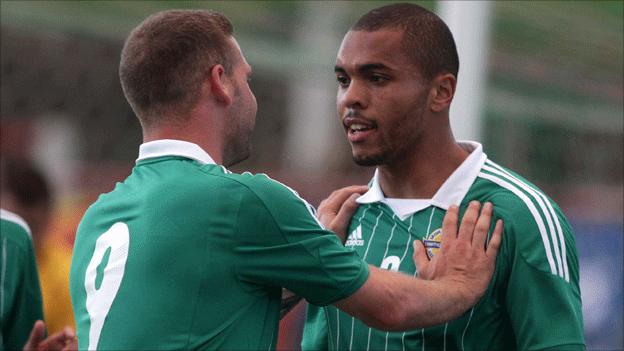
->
xmin=434 ymin=277 xmax=479 ymax=318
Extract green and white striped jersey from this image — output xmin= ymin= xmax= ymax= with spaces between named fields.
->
xmin=69 ymin=140 xmax=369 ymax=350
xmin=303 ymin=141 xmax=584 ymax=351
xmin=1 ymin=209 xmax=44 ymax=351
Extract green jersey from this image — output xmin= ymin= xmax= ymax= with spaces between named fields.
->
xmin=303 ymin=141 xmax=585 ymax=351
xmin=69 ymin=140 xmax=368 ymax=350
xmin=1 ymin=209 xmax=44 ymax=351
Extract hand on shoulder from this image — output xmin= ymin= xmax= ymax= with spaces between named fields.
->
xmin=317 ymin=185 xmax=369 ymax=242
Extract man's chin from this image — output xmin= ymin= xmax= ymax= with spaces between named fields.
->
xmin=223 ymin=146 xmax=251 ymax=167
xmin=352 ymin=154 xmax=382 ymax=167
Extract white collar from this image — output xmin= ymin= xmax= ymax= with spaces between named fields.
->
xmin=356 ymin=141 xmax=487 ymax=220
xmin=136 ymin=139 xmax=217 ymax=165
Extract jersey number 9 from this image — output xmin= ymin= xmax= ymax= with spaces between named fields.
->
xmin=84 ymin=222 xmax=130 ymax=350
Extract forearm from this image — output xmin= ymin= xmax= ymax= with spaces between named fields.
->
xmin=335 ymin=266 xmax=476 ymax=331
xmin=383 ymin=268 xmax=475 ymax=329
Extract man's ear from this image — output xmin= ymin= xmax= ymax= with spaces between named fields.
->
xmin=208 ymin=64 xmax=232 ymax=106
xmin=429 ymin=73 xmax=456 ymax=113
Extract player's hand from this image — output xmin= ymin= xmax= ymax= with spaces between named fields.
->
xmin=317 ymin=185 xmax=368 ymax=242
xmin=23 ymin=320 xmax=77 ymax=351
xmin=412 ymin=202 xmax=503 ymax=302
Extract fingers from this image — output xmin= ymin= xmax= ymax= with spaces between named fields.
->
xmin=37 ymin=327 xmax=76 ymax=351
xmin=331 ymin=193 xmax=361 ymax=238
xmin=60 ymin=327 xmax=77 ymax=351
xmin=472 ymin=202 xmax=493 ymax=248
xmin=319 ymin=185 xmax=368 ymax=214
xmin=317 ymin=185 xmax=368 ymax=237
xmin=457 ymin=201 xmax=481 ymax=242
xmin=61 ymin=336 xmax=78 ymax=351
xmin=23 ymin=320 xmax=46 ymax=351
xmin=441 ymin=205 xmax=459 ymax=247
xmin=486 ymin=219 xmax=503 ymax=258
xmin=37 ymin=333 xmax=64 ymax=351
xmin=412 ymin=240 xmax=429 ymax=274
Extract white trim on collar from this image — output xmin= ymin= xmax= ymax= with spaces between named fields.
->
xmin=136 ymin=139 xmax=217 ymax=165
xmin=356 ymin=141 xmax=487 ymax=219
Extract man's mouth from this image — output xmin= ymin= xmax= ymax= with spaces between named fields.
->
xmin=343 ymin=117 xmax=376 ymax=142
xmin=349 ymin=123 xmax=374 ymax=133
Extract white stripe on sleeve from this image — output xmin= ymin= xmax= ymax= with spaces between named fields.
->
xmin=478 ymin=172 xmax=558 ymax=275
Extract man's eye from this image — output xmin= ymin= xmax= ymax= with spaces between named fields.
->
xmin=336 ymin=75 xmax=350 ymax=87
xmin=370 ymin=74 xmax=386 ymax=83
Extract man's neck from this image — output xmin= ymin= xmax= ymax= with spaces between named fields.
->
xmin=142 ymin=123 xmax=224 ymax=165
xmin=377 ymin=134 xmax=469 ymax=200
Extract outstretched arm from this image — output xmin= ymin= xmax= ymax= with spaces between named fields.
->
xmin=332 ymin=202 xmax=503 ymax=331
xmin=280 ymin=185 xmax=368 ymax=319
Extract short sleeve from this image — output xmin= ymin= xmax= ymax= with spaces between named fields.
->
xmin=233 ymin=175 xmax=369 ymax=306
xmin=496 ymin=197 xmax=585 ymax=350
xmin=1 ymin=222 xmax=44 ymax=350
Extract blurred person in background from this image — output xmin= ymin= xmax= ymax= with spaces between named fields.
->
xmin=302 ymin=3 xmax=585 ymax=351
xmin=0 ymin=207 xmax=44 ymax=349
xmin=0 ymin=208 xmax=75 ymax=350
xmin=0 ymin=158 xmax=76 ymax=341
xmin=69 ymin=9 xmax=503 ymax=350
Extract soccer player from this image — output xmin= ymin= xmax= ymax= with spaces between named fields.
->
xmin=0 ymin=208 xmax=75 ymax=351
xmin=302 ymin=3 xmax=585 ymax=351
xmin=0 ymin=209 xmax=43 ymax=350
xmin=0 ymin=158 xmax=75 ymax=336
xmin=69 ymin=10 xmax=502 ymax=350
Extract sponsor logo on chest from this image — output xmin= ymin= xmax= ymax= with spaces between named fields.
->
xmin=345 ymin=225 xmax=364 ymax=247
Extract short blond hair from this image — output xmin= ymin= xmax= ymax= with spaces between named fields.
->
xmin=119 ymin=10 xmax=235 ymax=125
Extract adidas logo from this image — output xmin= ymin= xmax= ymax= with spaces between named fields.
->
xmin=345 ymin=225 xmax=364 ymax=247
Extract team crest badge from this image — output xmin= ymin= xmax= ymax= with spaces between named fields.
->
xmin=423 ymin=228 xmax=443 ymax=259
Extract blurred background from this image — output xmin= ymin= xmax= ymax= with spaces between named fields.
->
xmin=1 ymin=1 xmax=622 ymax=349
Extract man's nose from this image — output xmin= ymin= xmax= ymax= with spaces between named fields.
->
xmin=340 ymin=80 xmax=368 ymax=110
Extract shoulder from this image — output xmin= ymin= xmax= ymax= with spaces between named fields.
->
xmin=175 ymin=163 xmax=295 ymax=201
xmin=227 ymin=172 xmax=322 ymax=226
xmin=0 ymin=209 xmax=33 ymax=247
xmin=221 ymin=171 xmax=307 ymax=203
xmin=127 ymin=161 xmax=267 ymax=205
xmin=475 ymin=160 xmax=573 ymax=280
xmin=475 ymin=160 xmax=563 ymax=225
xmin=163 ymin=165 xmax=317 ymax=223
xmin=131 ymin=160 xmax=301 ymax=203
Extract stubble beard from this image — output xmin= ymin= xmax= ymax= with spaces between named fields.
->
xmin=223 ymin=114 xmax=253 ymax=167
xmin=351 ymin=109 xmax=425 ymax=168
xmin=223 ymin=138 xmax=251 ymax=167
xmin=223 ymin=83 xmax=257 ymax=167
xmin=350 ymin=138 xmax=395 ymax=167
xmin=352 ymin=151 xmax=387 ymax=167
